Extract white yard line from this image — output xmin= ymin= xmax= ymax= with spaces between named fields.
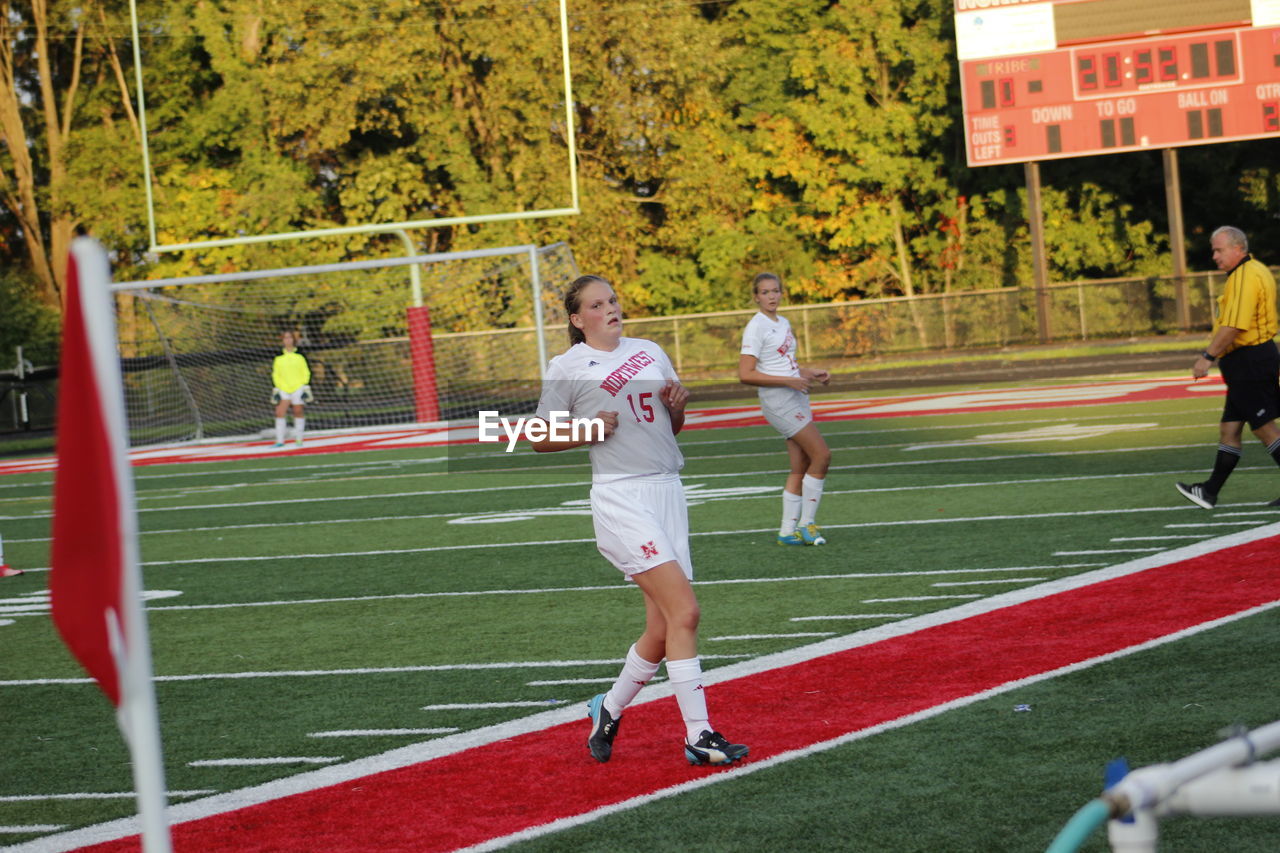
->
xmin=0 ymin=792 xmax=211 ymax=803
xmin=0 ymin=656 xmax=752 ymax=689
xmin=0 ymin=444 xmax=1240 ymax=522
xmin=789 ymin=614 xmax=912 ymax=621
xmin=706 ymin=633 xmax=837 ymax=641
xmin=308 ymin=729 xmax=460 ymax=738
xmin=422 ymin=702 xmax=568 ymax=710
xmin=8 ymin=499 xmax=1220 ymax=572
xmin=187 ymin=758 xmax=341 ymax=767
xmin=0 ymin=564 xmax=1095 ymax=611
xmin=863 ymin=595 xmax=982 ymax=602
xmin=1054 ymin=548 xmax=1165 ymax=555
xmin=933 ymin=578 xmax=1046 ymax=586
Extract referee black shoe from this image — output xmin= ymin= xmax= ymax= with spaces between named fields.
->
xmin=1175 ymin=482 xmax=1216 ymax=510
xmin=586 ymin=693 xmax=620 ymax=763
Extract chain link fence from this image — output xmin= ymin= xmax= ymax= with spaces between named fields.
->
xmin=583 ymin=270 xmax=1231 ymax=379
xmin=0 ymin=267 xmax=1270 ymax=437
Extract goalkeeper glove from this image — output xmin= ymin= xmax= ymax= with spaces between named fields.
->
xmin=300 ymin=385 xmax=314 ymax=404
xmin=271 ymin=388 xmax=282 ymax=405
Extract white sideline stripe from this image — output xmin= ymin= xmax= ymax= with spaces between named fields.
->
xmin=145 ymin=435 xmax=1203 ymax=502
xmin=0 ymin=480 xmax=594 ymax=520
xmin=0 ymin=461 xmax=1214 ymax=528
xmin=0 ymin=405 xmax=1215 ymax=507
xmin=932 ymin=578 xmax=1045 ymax=586
xmin=1215 ymin=510 xmax=1280 ymax=517
xmin=2 ymin=511 xmax=550 ymax=544
xmin=458 ymin=598 xmax=1280 ymax=853
xmin=706 ymin=633 xmax=837 ymax=641
xmin=0 ymin=792 xmax=212 ymax=802
xmin=1054 ymin=548 xmax=1165 ymax=555
xmin=863 ymin=595 xmax=981 ymax=603
xmin=0 ymin=470 xmax=1155 ymax=542
xmin=1110 ymin=535 xmax=1212 ymax=541
xmin=525 ymin=677 xmax=668 ymax=686
xmin=695 ymin=442 xmax=1206 ymax=472
xmin=17 ymin=524 xmax=1280 ymax=853
xmin=1 ymin=458 xmax=1272 ymax=530
xmin=308 ymin=729 xmax=460 ymax=738
xmin=26 ymin=459 xmax=1219 ymax=541
xmin=788 ymin=614 xmax=911 ymax=621
xmin=0 ymin=826 xmax=66 ymax=834
xmin=8 ymin=504 xmax=1247 ymax=572
xmin=422 ymin=701 xmax=568 ymax=710
xmin=129 ymin=565 xmax=1095 ymax=615
xmin=1165 ymin=521 xmax=1264 ymax=528
xmin=0 ymin=656 xmax=752 ymax=688
xmin=0 ymin=443 xmax=1225 ymax=522
xmin=682 ymin=411 xmax=1211 ymax=448
xmin=188 ymin=757 xmax=341 ymax=767
xmin=0 ymin=403 xmax=1211 ymax=494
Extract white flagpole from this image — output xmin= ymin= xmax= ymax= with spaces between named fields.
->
xmin=72 ymin=238 xmax=172 ymax=852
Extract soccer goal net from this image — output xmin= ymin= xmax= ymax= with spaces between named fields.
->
xmin=112 ymin=243 xmax=579 ymax=446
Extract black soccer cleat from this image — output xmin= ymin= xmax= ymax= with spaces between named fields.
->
xmin=684 ymin=730 xmax=749 ymax=766
xmin=586 ymin=693 xmax=620 ymax=763
xmin=1175 ymin=482 xmax=1216 ymax=510
xmin=1267 ymin=496 xmax=1280 ymax=507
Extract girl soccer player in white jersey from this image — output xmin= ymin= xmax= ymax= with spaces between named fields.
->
xmin=529 ymin=274 xmax=748 ymax=767
xmin=738 ymin=272 xmax=833 ymax=545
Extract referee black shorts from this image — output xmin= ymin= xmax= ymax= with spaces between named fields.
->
xmin=1220 ymin=341 xmax=1280 ymax=430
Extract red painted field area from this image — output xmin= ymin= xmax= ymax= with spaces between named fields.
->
xmin=75 ymin=533 xmax=1280 ymax=852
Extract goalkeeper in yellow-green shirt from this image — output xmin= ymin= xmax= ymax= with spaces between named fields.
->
xmin=271 ymin=330 xmax=312 ymax=448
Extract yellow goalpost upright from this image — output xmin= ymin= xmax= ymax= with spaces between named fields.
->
xmin=125 ymin=0 xmax=580 ymax=254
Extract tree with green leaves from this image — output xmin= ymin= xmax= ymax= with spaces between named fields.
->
xmin=1 ymin=0 xmax=145 ymax=305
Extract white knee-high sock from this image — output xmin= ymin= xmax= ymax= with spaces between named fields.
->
xmin=666 ymin=657 xmax=710 ymax=743
xmin=603 ymin=644 xmax=661 ymax=718
xmin=799 ymin=473 xmax=825 ymax=526
xmin=779 ymin=490 xmax=802 ymax=536
xmin=274 ymin=418 xmax=286 ymax=444
xmin=294 ymin=417 xmax=306 ymax=442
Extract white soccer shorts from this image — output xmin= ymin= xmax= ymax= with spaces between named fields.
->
xmin=274 ymin=386 xmax=309 ymax=405
xmin=589 ymin=475 xmax=693 ymax=580
xmin=759 ymin=386 xmax=813 ymax=438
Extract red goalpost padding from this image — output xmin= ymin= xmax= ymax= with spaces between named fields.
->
xmin=407 ymin=306 xmax=440 ymax=423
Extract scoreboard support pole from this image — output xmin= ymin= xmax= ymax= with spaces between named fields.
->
xmin=1025 ymin=161 xmax=1052 ymax=343
xmin=1163 ymin=149 xmax=1191 ymax=330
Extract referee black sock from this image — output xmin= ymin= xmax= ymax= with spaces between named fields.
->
xmin=1204 ymin=444 xmax=1243 ymax=495
xmin=1267 ymin=438 xmax=1280 ymax=467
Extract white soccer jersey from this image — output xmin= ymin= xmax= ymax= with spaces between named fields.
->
xmin=741 ymin=312 xmax=799 ymax=377
xmin=536 ymin=337 xmax=684 ymax=482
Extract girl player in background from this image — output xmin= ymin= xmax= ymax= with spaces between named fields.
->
xmin=271 ymin=330 xmax=311 ymax=448
xmin=529 ymin=274 xmax=748 ymax=767
xmin=738 ymin=272 xmax=833 ymax=545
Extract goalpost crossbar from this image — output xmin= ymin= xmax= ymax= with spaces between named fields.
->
xmin=111 ymin=246 xmax=541 ymax=292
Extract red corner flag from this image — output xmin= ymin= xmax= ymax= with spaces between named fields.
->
xmin=50 ymin=237 xmax=172 ymax=851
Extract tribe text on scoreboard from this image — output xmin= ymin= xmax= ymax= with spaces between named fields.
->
xmin=955 ymin=0 xmax=1280 ymax=166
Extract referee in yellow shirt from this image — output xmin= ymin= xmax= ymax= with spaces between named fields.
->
xmin=1176 ymin=226 xmax=1280 ymax=508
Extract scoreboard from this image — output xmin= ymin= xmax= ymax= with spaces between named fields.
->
xmin=956 ymin=0 xmax=1280 ymax=166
